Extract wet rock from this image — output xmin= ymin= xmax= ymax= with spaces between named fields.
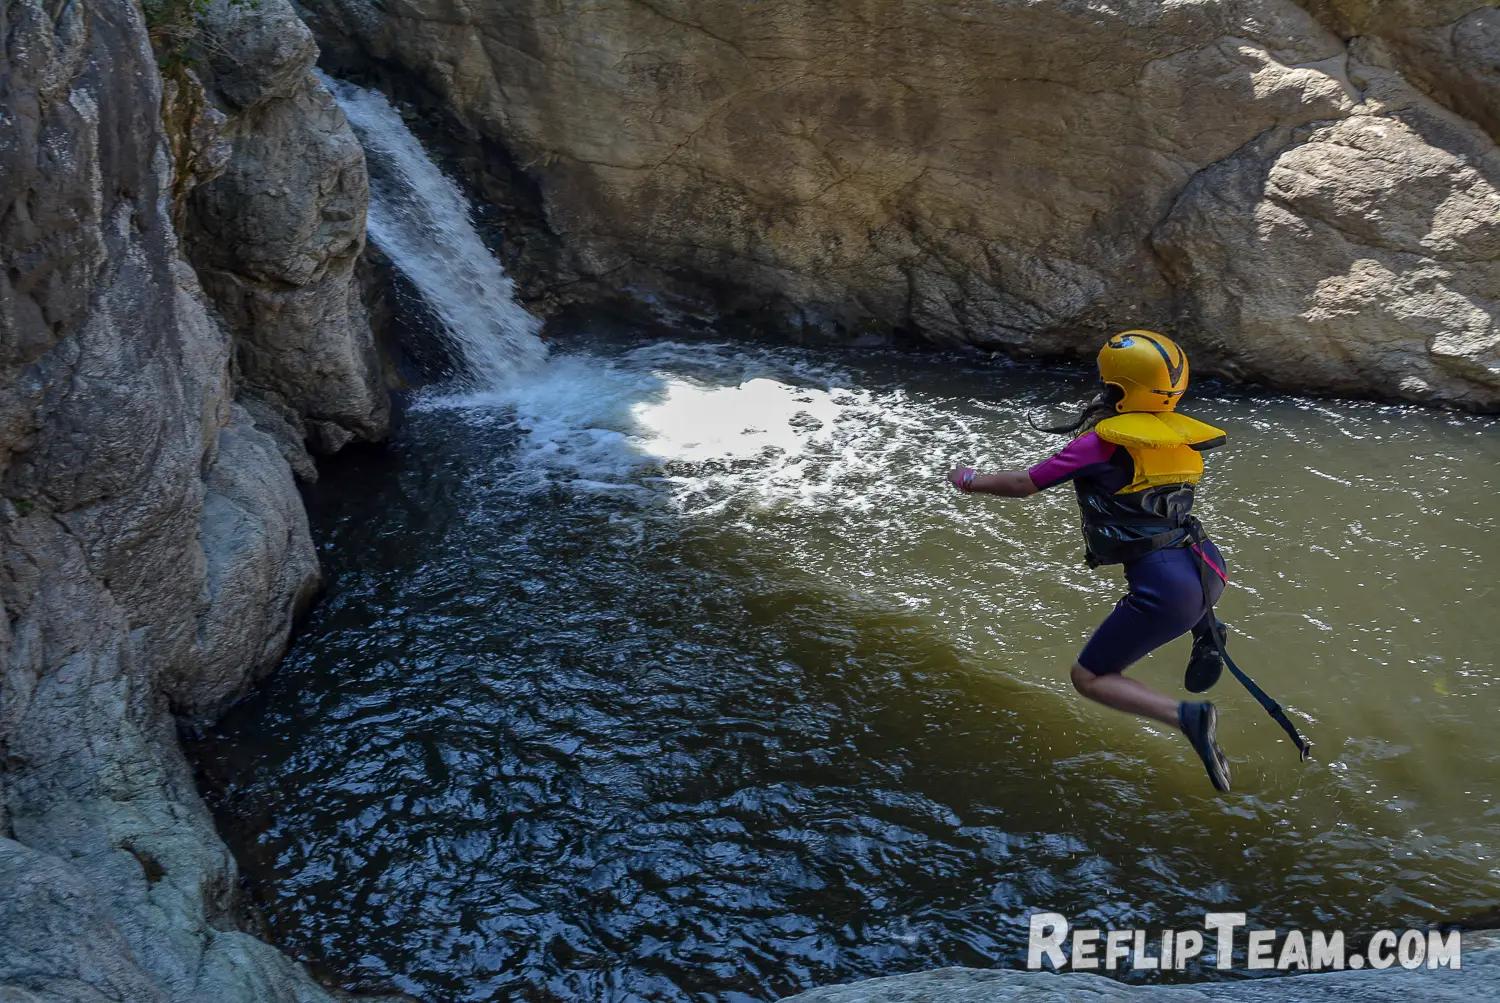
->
xmin=305 ymin=0 xmax=1500 ymax=408
xmin=189 ymin=0 xmax=390 ymax=471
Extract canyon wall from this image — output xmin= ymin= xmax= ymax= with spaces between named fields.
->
xmin=307 ymin=0 xmax=1500 ymax=409
xmin=0 ymin=0 xmax=386 ymax=997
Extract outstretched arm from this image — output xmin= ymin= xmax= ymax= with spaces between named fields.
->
xmin=951 ymin=430 xmax=1116 ymax=500
xmin=948 ymin=467 xmax=1039 ymax=498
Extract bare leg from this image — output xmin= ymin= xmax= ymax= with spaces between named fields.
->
xmin=1070 ymin=662 xmax=1181 ymax=729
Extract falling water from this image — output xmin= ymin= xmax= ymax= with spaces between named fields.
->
xmin=322 ymin=74 xmax=547 ymax=387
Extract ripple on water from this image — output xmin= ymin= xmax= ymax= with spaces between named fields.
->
xmin=192 ymin=334 xmax=1500 ymax=1001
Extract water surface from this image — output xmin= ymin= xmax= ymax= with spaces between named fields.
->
xmin=192 ymin=331 xmax=1500 ymax=1001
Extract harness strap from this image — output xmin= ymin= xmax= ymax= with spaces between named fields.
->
xmin=1187 ymin=521 xmax=1313 ymax=762
xmin=1085 ymin=527 xmax=1189 ymax=568
xmin=1220 ymin=645 xmax=1314 ymax=762
xmin=1191 ymin=542 xmax=1228 ymax=584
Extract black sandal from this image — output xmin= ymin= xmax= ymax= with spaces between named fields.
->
xmin=1185 ymin=618 xmax=1227 ymax=693
xmin=1179 ymin=700 xmax=1232 ymax=792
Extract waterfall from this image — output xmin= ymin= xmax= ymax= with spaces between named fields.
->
xmin=317 ymin=76 xmax=900 ymax=511
xmin=321 ymin=74 xmax=547 ymax=388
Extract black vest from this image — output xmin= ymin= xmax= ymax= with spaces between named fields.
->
xmin=1075 ymin=480 xmax=1199 ymax=567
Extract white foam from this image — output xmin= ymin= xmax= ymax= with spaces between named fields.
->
xmin=322 ymin=76 xmax=1032 ymax=520
xmin=415 ymin=341 xmax=1029 ymax=524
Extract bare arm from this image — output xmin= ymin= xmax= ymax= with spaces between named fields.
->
xmin=948 ymin=467 xmax=1040 ymax=498
xmin=971 ymin=469 xmax=1040 ymax=497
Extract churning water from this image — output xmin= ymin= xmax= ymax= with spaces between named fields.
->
xmin=190 ymin=81 xmax=1500 ymax=1002
xmin=321 ymin=74 xmax=547 ymax=385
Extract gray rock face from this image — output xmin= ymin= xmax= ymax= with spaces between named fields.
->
xmin=0 ymin=0 xmax=374 ymax=998
xmin=306 ymin=0 xmax=1500 ymax=408
xmin=1295 ymin=3 xmax=1500 ymax=136
xmin=183 ymin=405 xmax=322 ymax=711
xmin=778 ymin=931 xmax=1500 ymax=1003
xmin=190 ymin=0 xmax=390 ymax=472
xmin=1154 ymin=64 xmax=1500 ymax=407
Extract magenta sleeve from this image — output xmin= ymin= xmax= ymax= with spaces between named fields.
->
xmin=1026 ymin=431 xmax=1118 ymax=491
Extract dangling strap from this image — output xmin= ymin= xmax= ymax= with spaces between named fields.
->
xmin=1188 ymin=524 xmax=1313 ymax=762
xmin=1214 ymin=631 xmax=1314 ymax=762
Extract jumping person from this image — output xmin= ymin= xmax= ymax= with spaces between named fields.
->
xmin=949 ymin=330 xmax=1239 ymax=791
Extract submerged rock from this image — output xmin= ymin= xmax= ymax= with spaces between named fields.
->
xmin=306 ymin=0 xmax=1500 ymax=408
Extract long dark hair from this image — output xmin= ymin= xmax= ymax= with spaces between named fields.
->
xmin=1027 ymin=384 xmax=1123 ymax=435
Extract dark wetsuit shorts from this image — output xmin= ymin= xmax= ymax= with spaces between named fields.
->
xmin=1077 ymin=540 xmax=1226 ymax=676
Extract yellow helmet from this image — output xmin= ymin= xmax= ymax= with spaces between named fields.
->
xmin=1097 ymin=330 xmax=1189 ymax=413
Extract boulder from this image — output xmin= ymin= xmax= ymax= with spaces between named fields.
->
xmin=1153 ymin=66 xmax=1500 ymax=406
xmin=190 ymin=0 xmax=391 ymax=471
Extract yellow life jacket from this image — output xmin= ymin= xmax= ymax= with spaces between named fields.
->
xmin=1093 ymin=412 xmax=1227 ymax=495
xmin=1073 ymin=411 xmax=1227 ymax=567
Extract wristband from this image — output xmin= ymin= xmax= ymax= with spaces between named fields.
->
xmin=960 ymin=468 xmax=976 ymax=492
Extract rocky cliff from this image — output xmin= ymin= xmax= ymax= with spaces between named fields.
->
xmin=186 ymin=0 xmax=390 ymax=475
xmin=306 ymin=0 xmax=1500 ymax=409
xmin=0 ymin=0 xmax=385 ymax=998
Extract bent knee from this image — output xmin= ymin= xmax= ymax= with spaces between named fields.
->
xmin=1070 ymin=662 xmax=1099 ymax=695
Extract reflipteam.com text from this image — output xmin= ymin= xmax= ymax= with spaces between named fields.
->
xmin=1026 ymin=912 xmax=1463 ymax=972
